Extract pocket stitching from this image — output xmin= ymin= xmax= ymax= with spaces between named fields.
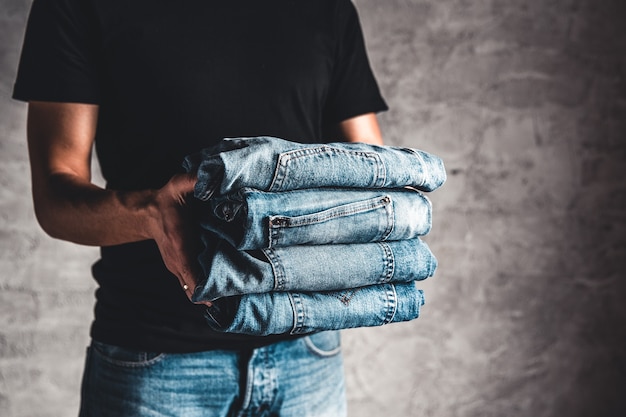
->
xmin=268 ymin=146 xmax=382 ymax=191
xmin=303 ymin=333 xmax=342 ymax=357
xmin=92 ymin=343 xmax=167 ymax=368
xmin=268 ymin=195 xmax=392 ymax=247
xmin=269 ymin=195 xmax=390 ymax=228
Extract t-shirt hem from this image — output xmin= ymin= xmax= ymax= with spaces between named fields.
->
xmin=331 ymin=101 xmax=389 ymax=124
xmin=12 ymin=83 xmax=101 ymax=105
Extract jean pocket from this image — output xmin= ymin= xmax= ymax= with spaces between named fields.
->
xmin=268 ymin=195 xmax=393 ymax=247
xmin=268 ymin=146 xmax=384 ymax=191
xmin=303 ymin=331 xmax=342 ymax=357
xmin=91 ymin=340 xmax=166 ymax=368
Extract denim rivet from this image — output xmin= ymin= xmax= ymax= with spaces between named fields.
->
xmin=271 ymin=218 xmax=284 ymax=226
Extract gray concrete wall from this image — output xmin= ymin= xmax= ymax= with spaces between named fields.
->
xmin=1 ymin=0 xmax=625 ymax=416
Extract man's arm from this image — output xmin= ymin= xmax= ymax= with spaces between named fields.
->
xmin=336 ymin=113 xmax=384 ymax=145
xmin=27 ymin=101 xmax=202 ymax=299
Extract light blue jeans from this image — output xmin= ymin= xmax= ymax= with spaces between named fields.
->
xmin=183 ymin=136 xmax=447 ymax=199
xmin=192 ymin=238 xmax=436 ymax=301
xmin=183 ymin=137 xmax=444 ymax=336
xmin=79 ymin=332 xmax=345 ymax=417
xmin=202 ymin=187 xmax=432 ymax=250
xmin=203 ymin=281 xmax=425 ymax=336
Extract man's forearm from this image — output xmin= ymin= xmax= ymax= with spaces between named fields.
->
xmin=338 ymin=113 xmax=384 ymax=145
xmin=26 ymin=101 xmax=202 ymax=297
xmin=33 ymin=171 xmax=158 ymax=246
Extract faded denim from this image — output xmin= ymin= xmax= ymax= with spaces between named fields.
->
xmin=202 ymin=187 xmax=432 ymax=250
xmin=192 ymin=237 xmax=437 ymax=302
xmin=182 ymin=136 xmax=444 ymax=336
xmin=183 ymin=136 xmax=447 ymax=200
xmin=79 ymin=332 xmax=346 ymax=416
xmin=204 ymin=281 xmax=425 ymax=336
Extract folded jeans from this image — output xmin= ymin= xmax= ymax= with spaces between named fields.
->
xmin=192 ymin=237 xmax=437 ymax=302
xmin=201 ymin=187 xmax=432 ymax=250
xmin=203 ymin=281 xmax=425 ymax=336
xmin=183 ymin=136 xmax=447 ymax=200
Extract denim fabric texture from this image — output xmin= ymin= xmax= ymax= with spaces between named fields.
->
xmin=185 ymin=137 xmax=445 ymax=336
xmin=79 ymin=333 xmax=346 ymax=417
xmin=183 ymin=136 xmax=447 ymax=199
xmin=192 ymin=237 xmax=437 ymax=301
xmin=204 ymin=282 xmax=425 ymax=336
xmin=201 ymin=187 xmax=432 ymax=250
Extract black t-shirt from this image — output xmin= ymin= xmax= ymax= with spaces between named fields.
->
xmin=14 ymin=0 xmax=388 ymax=352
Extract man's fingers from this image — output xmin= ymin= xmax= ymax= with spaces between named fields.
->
xmin=170 ymin=172 xmax=197 ymax=195
xmin=154 ymin=172 xmax=208 ymax=304
xmin=166 ymin=253 xmax=211 ymax=306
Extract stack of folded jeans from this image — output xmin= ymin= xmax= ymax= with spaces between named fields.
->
xmin=183 ymin=137 xmax=446 ymax=336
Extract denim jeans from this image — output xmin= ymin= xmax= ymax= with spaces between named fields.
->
xmin=184 ymin=137 xmax=443 ymax=336
xmin=203 ymin=281 xmax=424 ymax=336
xmin=79 ymin=332 xmax=345 ymax=417
xmin=192 ymin=237 xmax=436 ymax=301
xmin=201 ymin=187 xmax=432 ymax=250
xmin=183 ymin=136 xmax=447 ymax=199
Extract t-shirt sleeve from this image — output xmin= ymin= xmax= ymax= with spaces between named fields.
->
xmin=324 ymin=0 xmax=388 ymax=124
xmin=12 ymin=0 xmax=101 ymax=104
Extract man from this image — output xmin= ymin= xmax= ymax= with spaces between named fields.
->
xmin=14 ymin=0 xmax=387 ymax=415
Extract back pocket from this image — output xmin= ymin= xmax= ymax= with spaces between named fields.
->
xmin=268 ymin=146 xmax=384 ymax=191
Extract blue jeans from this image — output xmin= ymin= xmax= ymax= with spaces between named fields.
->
xmin=202 ymin=187 xmax=432 ymax=250
xmin=193 ymin=238 xmax=436 ymax=301
xmin=204 ymin=282 xmax=425 ymax=336
xmin=183 ymin=136 xmax=447 ymax=199
xmin=79 ymin=333 xmax=345 ymax=417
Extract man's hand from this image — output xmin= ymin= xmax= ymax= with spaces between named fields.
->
xmin=148 ymin=172 xmax=207 ymax=303
xmin=27 ymin=101 xmax=208 ymax=304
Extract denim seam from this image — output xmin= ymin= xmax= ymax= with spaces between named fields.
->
xmin=289 ymin=292 xmax=306 ymax=334
xmin=267 ymin=195 xmax=390 ymax=233
xmin=377 ymin=242 xmax=395 ymax=284
xmin=303 ymin=335 xmax=342 ymax=357
xmin=423 ymin=192 xmax=433 ymax=235
xmin=262 ymin=248 xmax=286 ymax=291
xmin=240 ymin=350 xmax=257 ymax=412
xmin=406 ymin=148 xmax=427 ymax=188
xmin=379 ymin=195 xmax=394 ymax=241
xmin=383 ymin=284 xmax=398 ymax=325
xmin=269 ymin=220 xmax=280 ymax=247
xmin=373 ymin=152 xmax=386 ymax=188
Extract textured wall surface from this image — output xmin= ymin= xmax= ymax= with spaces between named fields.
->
xmin=1 ymin=0 xmax=625 ymax=416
